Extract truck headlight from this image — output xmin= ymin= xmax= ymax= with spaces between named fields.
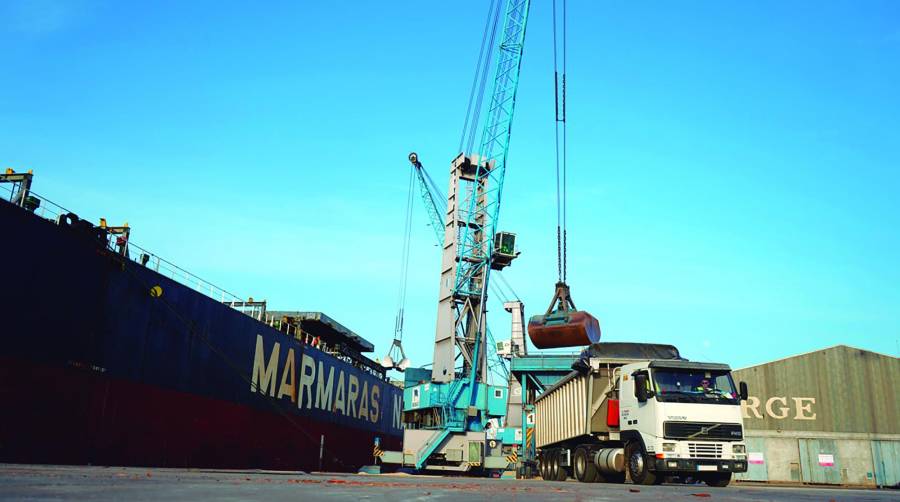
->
xmin=663 ymin=443 xmax=676 ymax=452
xmin=733 ymin=444 xmax=746 ymax=454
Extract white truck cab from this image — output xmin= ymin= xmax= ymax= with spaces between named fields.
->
xmin=617 ymin=360 xmax=748 ymax=486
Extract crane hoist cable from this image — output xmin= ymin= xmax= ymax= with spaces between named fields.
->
xmin=382 ymin=169 xmax=415 ymax=371
xmin=526 ymin=0 xmax=601 ymax=350
xmin=553 ymin=0 xmax=568 ymax=284
xmin=459 ymin=0 xmax=503 ymax=155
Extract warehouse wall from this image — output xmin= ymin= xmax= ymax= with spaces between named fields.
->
xmin=734 ymin=345 xmax=900 ymax=434
xmin=732 ymin=346 xmax=900 ymax=487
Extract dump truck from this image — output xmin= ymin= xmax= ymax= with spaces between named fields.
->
xmin=534 ymin=343 xmax=748 ymax=487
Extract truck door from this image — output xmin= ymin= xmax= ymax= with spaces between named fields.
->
xmin=619 ymin=368 xmax=657 ymax=438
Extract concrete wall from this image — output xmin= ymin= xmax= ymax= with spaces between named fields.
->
xmin=762 ymin=436 xmax=801 ymax=483
xmin=735 ymin=431 xmax=900 ymax=487
xmin=836 ymin=439 xmax=877 ymax=485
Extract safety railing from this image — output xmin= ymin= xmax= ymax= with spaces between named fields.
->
xmin=124 ymin=240 xmax=248 ymax=306
xmin=2 ymin=184 xmax=251 ymax=316
xmin=1 ymin=183 xmax=71 ymax=224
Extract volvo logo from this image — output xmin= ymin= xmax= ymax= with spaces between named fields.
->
xmin=688 ymin=423 xmax=721 ymax=438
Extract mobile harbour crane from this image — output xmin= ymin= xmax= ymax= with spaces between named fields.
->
xmin=378 ymin=0 xmax=599 ymax=473
xmin=377 ymin=0 xmax=533 ymax=472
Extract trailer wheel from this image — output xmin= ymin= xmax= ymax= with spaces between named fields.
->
xmin=625 ymin=442 xmax=659 ymax=485
xmin=539 ymin=456 xmax=548 ymax=480
xmin=573 ymin=447 xmax=598 ymax=483
xmin=549 ymin=449 xmax=568 ymax=481
xmin=555 ymin=456 xmax=568 ymax=481
xmin=703 ymin=472 xmax=732 ymax=487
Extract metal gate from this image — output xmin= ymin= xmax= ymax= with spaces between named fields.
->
xmin=734 ymin=437 xmax=768 ymax=482
xmin=871 ymin=440 xmax=900 ymax=489
xmin=798 ymin=438 xmax=841 ymax=485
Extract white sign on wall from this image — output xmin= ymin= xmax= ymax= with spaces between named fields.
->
xmin=818 ymin=454 xmax=835 ymax=467
xmin=748 ymin=452 xmax=764 ymax=465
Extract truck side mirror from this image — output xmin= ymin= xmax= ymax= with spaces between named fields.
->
xmin=739 ymin=381 xmax=748 ymax=401
xmin=634 ymin=374 xmax=648 ymax=403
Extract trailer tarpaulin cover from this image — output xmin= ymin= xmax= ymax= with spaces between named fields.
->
xmin=572 ymin=342 xmax=684 ymax=372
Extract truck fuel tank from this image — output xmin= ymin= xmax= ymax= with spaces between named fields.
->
xmin=527 ymin=310 xmax=601 ymax=349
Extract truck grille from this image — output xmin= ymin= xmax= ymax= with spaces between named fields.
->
xmin=664 ymin=421 xmax=743 ymax=441
xmin=688 ymin=442 xmax=724 ymax=459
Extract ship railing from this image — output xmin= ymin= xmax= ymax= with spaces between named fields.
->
xmin=0 ymin=184 xmax=261 ymax=319
xmin=125 ymin=240 xmax=250 ymax=308
xmin=1 ymin=184 xmax=71 ymax=224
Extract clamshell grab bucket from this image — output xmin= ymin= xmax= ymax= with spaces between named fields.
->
xmin=527 ymin=309 xmax=601 ymax=349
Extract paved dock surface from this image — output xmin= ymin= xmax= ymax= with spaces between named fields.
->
xmin=0 ymin=464 xmax=894 ymax=501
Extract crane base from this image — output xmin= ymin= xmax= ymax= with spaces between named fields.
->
xmin=527 ymin=310 xmax=601 ymax=349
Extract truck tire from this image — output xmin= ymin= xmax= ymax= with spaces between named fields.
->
xmin=548 ymin=450 xmax=560 ymax=481
xmin=625 ymin=442 xmax=660 ymax=486
xmin=550 ymin=450 xmax=567 ymax=481
xmin=539 ymin=456 xmax=549 ymax=480
xmin=573 ymin=447 xmax=598 ymax=483
xmin=555 ymin=458 xmax=568 ymax=481
xmin=703 ymin=472 xmax=732 ymax=487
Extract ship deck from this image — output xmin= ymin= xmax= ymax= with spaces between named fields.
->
xmin=0 ymin=464 xmax=892 ymax=502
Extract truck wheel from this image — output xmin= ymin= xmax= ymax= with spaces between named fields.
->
xmin=548 ymin=450 xmax=560 ymax=481
xmin=574 ymin=447 xmax=598 ymax=483
xmin=539 ymin=456 xmax=548 ymax=480
xmin=625 ymin=442 xmax=659 ymax=486
xmin=551 ymin=450 xmax=567 ymax=481
xmin=704 ymin=472 xmax=732 ymax=487
xmin=555 ymin=458 xmax=568 ymax=481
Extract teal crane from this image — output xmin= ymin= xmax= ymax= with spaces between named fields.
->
xmin=379 ymin=0 xmax=533 ymax=472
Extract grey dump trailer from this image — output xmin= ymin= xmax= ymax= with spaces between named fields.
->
xmin=535 ymin=343 xmax=749 ymax=487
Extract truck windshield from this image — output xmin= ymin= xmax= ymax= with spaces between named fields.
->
xmin=651 ymin=369 xmax=739 ymax=405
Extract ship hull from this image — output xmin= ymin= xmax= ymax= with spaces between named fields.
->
xmin=0 ymin=198 xmax=401 ymax=471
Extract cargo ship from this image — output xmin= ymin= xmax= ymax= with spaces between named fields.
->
xmin=0 ymin=170 xmax=402 ymax=471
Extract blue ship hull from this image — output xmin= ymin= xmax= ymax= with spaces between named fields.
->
xmin=0 ymin=197 xmax=401 ymax=471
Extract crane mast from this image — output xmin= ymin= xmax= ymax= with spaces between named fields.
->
xmin=433 ymin=0 xmax=530 ymax=389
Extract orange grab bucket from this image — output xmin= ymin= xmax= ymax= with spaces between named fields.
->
xmin=527 ymin=310 xmax=601 ymax=349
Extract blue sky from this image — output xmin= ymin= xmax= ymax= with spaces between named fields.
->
xmin=2 ymin=1 xmax=898 ymax=376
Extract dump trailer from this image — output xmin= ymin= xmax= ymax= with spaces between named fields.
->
xmin=534 ymin=343 xmax=748 ymax=487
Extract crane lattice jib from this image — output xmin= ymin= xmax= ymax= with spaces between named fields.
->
xmin=413 ymin=163 xmax=445 ymax=246
xmin=454 ymin=0 xmax=531 ymax=301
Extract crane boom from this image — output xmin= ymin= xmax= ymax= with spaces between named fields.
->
xmin=408 ymin=153 xmax=445 ymax=246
